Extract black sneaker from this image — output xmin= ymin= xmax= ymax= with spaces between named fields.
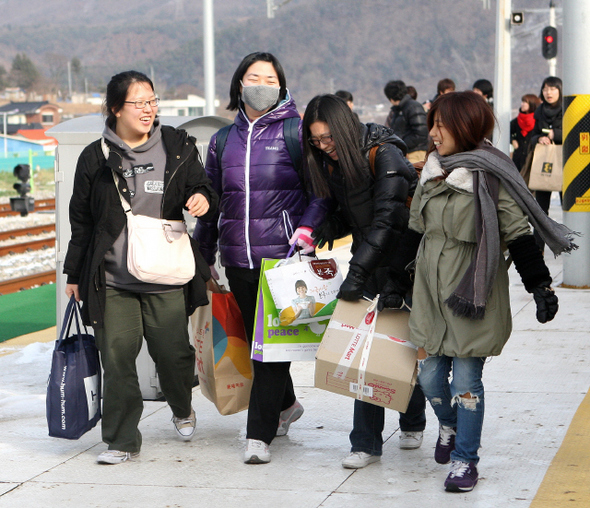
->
xmin=444 ymin=460 xmax=479 ymax=492
xmin=435 ymin=424 xmax=456 ymax=464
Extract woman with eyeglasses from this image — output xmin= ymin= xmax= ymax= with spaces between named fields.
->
xmin=301 ymin=93 xmax=427 ymax=470
xmin=64 ymin=70 xmax=218 ymax=464
xmin=194 ymin=52 xmax=328 ymax=464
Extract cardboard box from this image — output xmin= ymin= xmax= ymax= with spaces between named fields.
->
xmin=314 ymin=299 xmax=418 ymax=412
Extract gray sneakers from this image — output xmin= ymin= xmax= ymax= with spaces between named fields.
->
xmin=399 ymin=431 xmax=424 ymax=450
xmin=276 ymin=400 xmax=304 ymax=436
xmin=97 ymin=450 xmax=139 ymax=464
xmin=341 ymin=451 xmax=380 ymax=469
xmin=172 ymin=408 xmax=196 ymax=441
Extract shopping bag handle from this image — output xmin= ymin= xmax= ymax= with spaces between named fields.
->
xmin=58 ymin=295 xmax=90 ymax=346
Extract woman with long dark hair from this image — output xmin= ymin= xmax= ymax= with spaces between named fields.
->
xmin=302 ymin=94 xmax=427 ymax=470
xmin=64 ymin=70 xmax=218 ymax=464
xmin=380 ymin=91 xmax=575 ymax=492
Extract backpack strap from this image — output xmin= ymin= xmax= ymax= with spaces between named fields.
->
xmin=283 ymin=116 xmax=302 ymax=178
xmin=368 ymin=145 xmax=380 ymax=176
xmin=215 ymin=124 xmax=234 ymax=169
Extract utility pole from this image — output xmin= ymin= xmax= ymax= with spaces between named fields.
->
xmin=549 ymin=0 xmax=557 ymax=76
xmin=67 ymin=61 xmax=72 ymax=100
xmin=203 ymin=0 xmax=216 ymax=116
xmin=562 ymin=0 xmax=590 ymax=286
xmin=493 ymin=0 xmax=511 ymax=156
xmin=267 ymin=0 xmax=293 ymax=19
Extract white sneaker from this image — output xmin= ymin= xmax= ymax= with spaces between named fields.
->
xmin=276 ymin=400 xmax=304 ymax=436
xmin=172 ymin=408 xmax=196 ymax=441
xmin=341 ymin=451 xmax=380 ymax=469
xmin=97 ymin=450 xmax=139 ymax=464
xmin=244 ymin=439 xmax=271 ymax=464
xmin=399 ymin=431 xmax=424 ymax=450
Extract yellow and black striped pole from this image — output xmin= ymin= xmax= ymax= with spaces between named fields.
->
xmin=562 ymin=0 xmax=590 ymax=287
xmin=563 ymin=95 xmax=590 ymax=213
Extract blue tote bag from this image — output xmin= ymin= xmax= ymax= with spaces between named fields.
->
xmin=46 ymin=296 xmax=101 ymax=439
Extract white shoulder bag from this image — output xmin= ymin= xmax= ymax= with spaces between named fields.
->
xmin=105 ymin=139 xmax=196 ymax=285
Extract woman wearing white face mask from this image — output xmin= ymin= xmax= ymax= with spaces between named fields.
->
xmin=194 ymin=52 xmax=329 ymax=464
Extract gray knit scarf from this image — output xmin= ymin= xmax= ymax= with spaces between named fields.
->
xmin=434 ymin=142 xmax=578 ymax=320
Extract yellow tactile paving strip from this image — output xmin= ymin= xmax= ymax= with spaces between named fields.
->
xmin=530 ymin=388 xmax=590 ymax=507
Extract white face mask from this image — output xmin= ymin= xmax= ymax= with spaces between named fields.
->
xmin=240 ymin=82 xmax=281 ymax=112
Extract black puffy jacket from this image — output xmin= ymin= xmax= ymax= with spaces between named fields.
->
xmin=320 ymin=123 xmax=418 ymax=295
xmin=386 ymin=94 xmax=429 ymax=152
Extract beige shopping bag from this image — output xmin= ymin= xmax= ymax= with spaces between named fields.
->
xmin=191 ymin=284 xmax=253 ymax=415
xmin=528 ymin=143 xmax=563 ymax=192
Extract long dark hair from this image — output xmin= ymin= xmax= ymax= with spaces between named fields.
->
xmin=427 ymin=91 xmax=496 ymax=154
xmin=103 ymin=70 xmax=154 ymax=127
xmin=227 ymin=52 xmax=287 ymax=111
xmin=302 ymin=94 xmax=365 ymax=199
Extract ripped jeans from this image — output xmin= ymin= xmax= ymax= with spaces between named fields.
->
xmin=418 ymin=355 xmax=485 ymax=464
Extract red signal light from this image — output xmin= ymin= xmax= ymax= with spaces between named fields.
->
xmin=545 ymin=35 xmax=554 ymax=43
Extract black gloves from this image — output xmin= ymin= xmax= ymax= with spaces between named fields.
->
xmin=508 ymin=234 xmax=558 ymax=323
xmin=337 ymin=265 xmax=367 ymax=301
xmin=378 ymin=268 xmax=413 ymax=311
xmin=312 ymin=213 xmax=349 ymax=250
xmin=531 ymin=285 xmax=558 ymax=323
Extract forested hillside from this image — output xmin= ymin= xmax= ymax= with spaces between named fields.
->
xmin=0 ymin=0 xmax=561 ymax=111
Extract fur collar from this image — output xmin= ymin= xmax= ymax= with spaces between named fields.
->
xmin=421 ymin=155 xmax=473 ymax=193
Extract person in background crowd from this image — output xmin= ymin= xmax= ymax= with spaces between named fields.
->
xmin=335 ymin=89 xmax=359 ymax=121
xmin=193 ymin=52 xmax=328 ymax=465
xmin=380 ymin=91 xmax=575 ymax=492
xmin=407 ymin=85 xmax=418 ymax=101
xmin=423 ymin=78 xmax=456 ymax=112
xmin=335 ymin=90 xmax=354 ymax=110
xmin=64 ymin=70 xmax=218 ymax=464
xmin=510 ymin=93 xmax=542 ymax=170
xmin=526 ymin=76 xmax=563 ymax=252
xmin=302 ymin=93 xmax=426 ymax=470
xmin=472 ymin=79 xmax=494 ymax=107
xmin=384 ymin=80 xmax=429 ymax=163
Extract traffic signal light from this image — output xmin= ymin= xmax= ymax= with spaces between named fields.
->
xmin=10 ymin=163 xmax=34 ymax=216
xmin=542 ymin=26 xmax=558 ymax=59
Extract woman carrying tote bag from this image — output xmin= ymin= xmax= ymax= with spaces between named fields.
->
xmin=527 ymin=76 xmax=563 ymax=252
xmin=64 ymin=70 xmax=218 ymax=464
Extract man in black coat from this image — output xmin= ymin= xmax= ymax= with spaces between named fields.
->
xmin=384 ymin=80 xmax=429 ymax=164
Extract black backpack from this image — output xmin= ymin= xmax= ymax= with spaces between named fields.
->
xmin=215 ymin=116 xmax=303 ymax=181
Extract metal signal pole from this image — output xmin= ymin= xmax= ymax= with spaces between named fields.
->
xmin=562 ymin=0 xmax=590 ymax=286
xmin=493 ymin=0 xmax=511 ymax=156
xmin=203 ymin=0 xmax=216 ymax=116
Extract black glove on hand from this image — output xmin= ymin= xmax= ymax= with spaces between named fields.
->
xmin=531 ymin=285 xmax=558 ymax=323
xmin=312 ymin=214 xmax=348 ymax=250
xmin=377 ymin=272 xmax=411 ymax=311
xmin=337 ymin=266 xmax=367 ymax=301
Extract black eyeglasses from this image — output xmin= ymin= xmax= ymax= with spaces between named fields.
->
xmin=124 ymin=98 xmax=160 ymax=109
xmin=308 ymin=134 xmax=333 ymax=147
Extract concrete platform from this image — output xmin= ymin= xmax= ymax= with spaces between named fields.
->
xmin=1 ymin=200 xmax=589 ymax=507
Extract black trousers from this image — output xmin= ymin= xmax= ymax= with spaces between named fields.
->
xmin=225 ymin=267 xmax=296 ymax=446
xmin=533 ymin=190 xmax=562 ymax=252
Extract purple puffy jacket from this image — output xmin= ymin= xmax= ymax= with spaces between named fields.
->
xmin=194 ymin=93 xmax=328 ymax=269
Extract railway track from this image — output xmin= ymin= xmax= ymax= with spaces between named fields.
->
xmin=0 ymin=198 xmax=55 ymax=217
xmin=0 ymin=270 xmax=56 ymax=295
xmin=0 ymin=223 xmax=56 ymax=242
xmin=0 ymin=237 xmax=56 ymax=257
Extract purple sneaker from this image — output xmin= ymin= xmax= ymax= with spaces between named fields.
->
xmin=444 ymin=461 xmax=479 ymax=492
xmin=435 ymin=424 xmax=456 ymax=464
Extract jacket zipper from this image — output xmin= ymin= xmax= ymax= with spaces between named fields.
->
xmin=244 ymin=121 xmax=256 ymax=269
